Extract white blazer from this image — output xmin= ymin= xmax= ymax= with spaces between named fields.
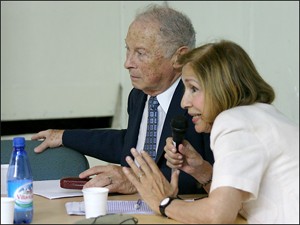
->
xmin=210 ymin=103 xmax=299 ymax=224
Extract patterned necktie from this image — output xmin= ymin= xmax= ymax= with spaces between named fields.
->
xmin=143 ymin=96 xmax=159 ymax=160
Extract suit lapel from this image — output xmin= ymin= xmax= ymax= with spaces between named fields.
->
xmin=155 ymin=80 xmax=187 ymax=163
xmin=121 ymin=90 xmax=147 ymax=166
xmin=127 ymin=91 xmax=147 ymax=148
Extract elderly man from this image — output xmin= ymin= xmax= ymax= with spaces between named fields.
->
xmin=31 ymin=4 xmax=214 ymax=194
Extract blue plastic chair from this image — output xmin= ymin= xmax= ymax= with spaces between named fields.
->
xmin=1 ymin=140 xmax=89 ymax=181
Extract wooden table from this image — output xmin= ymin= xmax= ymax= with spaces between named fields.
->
xmin=2 ymin=194 xmax=247 ymax=224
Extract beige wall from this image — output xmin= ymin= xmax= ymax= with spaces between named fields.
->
xmin=1 ymin=1 xmax=122 ymax=120
xmin=2 ymin=1 xmax=299 ymax=125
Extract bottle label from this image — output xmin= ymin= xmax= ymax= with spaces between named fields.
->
xmin=8 ymin=181 xmax=33 ymax=211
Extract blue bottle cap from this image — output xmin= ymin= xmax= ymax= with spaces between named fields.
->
xmin=13 ymin=137 xmax=25 ymax=147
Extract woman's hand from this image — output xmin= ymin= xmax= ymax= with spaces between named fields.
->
xmin=122 ymin=148 xmax=179 ymax=214
xmin=164 ymin=137 xmax=212 ymax=185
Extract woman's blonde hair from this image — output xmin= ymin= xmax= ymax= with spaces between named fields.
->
xmin=178 ymin=40 xmax=275 ymax=123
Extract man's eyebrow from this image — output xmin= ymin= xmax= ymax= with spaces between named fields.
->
xmin=124 ymin=40 xmax=146 ymax=51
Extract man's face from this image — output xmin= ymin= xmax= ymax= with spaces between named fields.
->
xmin=124 ymin=20 xmax=176 ymax=96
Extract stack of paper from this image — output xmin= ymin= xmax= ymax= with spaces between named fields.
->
xmin=65 ymin=201 xmax=155 ymax=215
xmin=33 ymin=180 xmax=83 ymax=199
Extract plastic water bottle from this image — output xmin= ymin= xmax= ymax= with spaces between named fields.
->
xmin=7 ymin=137 xmax=33 ymax=224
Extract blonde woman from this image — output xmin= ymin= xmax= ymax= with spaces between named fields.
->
xmin=122 ymin=40 xmax=299 ymax=224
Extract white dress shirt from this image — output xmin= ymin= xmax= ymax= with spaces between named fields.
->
xmin=134 ymin=77 xmax=181 ymax=166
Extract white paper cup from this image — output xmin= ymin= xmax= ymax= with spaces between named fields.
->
xmin=1 ymin=197 xmax=15 ymax=224
xmin=82 ymin=187 xmax=109 ymax=219
xmin=1 ymin=164 xmax=9 ymax=195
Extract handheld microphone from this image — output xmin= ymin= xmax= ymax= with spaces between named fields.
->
xmin=170 ymin=114 xmax=188 ymax=149
xmin=170 ymin=115 xmax=188 ymax=174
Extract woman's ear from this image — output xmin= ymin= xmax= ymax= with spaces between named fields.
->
xmin=172 ymin=46 xmax=190 ymax=69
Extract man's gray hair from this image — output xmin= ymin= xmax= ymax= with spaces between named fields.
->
xmin=135 ymin=3 xmax=196 ymax=58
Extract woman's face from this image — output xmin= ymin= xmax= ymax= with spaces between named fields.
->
xmin=181 ymin=63 xmax=212 ymax=133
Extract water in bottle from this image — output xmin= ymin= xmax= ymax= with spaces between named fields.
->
xmin=7 ymin=137 xmax=33 ymax=224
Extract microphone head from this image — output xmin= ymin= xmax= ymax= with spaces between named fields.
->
xmin=170 ymin=114 xmax=188 ymax=131
xmin=171 ymin=115 xmax=188 ymax=146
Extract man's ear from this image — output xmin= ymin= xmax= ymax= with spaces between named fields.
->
xmin=172 ymin=46 xmax=190 ymax=69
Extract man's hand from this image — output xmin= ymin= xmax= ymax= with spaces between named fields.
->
xmin=31 ymin=129 xmax=64 ymax=153
xmin=79 ymin=164 xmax=138 ymax=194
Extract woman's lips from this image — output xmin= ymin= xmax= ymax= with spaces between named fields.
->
xmin=191 ymin=114 xmax=201 ymax=124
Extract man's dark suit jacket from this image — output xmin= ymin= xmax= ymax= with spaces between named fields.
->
xmin=63 ymin=80 xmax=214 ymax=194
